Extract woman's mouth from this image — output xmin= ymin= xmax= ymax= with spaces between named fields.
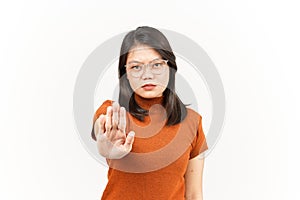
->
xmin=142 ymin=84 xmax=156 ymax=90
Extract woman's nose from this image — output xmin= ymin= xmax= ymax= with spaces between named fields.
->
xmin=141 ymin=65 xmax=154 ymax=79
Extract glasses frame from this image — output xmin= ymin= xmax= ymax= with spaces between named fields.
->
xmin=124 ymin=59 xmax=169 ymax=78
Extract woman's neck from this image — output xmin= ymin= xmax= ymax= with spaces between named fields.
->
xmin=134 ymin=93 xmax=164 ymax=110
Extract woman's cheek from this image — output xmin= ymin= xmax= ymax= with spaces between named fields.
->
xmin=128 ymin=79 xmax=138 ymax=91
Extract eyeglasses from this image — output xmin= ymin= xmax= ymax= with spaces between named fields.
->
xmin=124 ymin=59 xmax=168 ymax=78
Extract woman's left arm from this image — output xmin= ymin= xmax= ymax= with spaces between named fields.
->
xmin=184 ymin=155 xmax=205 ymax=200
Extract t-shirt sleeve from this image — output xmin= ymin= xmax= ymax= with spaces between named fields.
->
xmin=189 ymin=114 xmax=208 ymax=159
xmin=91 ymin=100 xmax=113 ymax=141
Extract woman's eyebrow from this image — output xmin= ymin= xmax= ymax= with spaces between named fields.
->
xmin=127 ymin=60 xmax=142 ymax=64
xmin=127 ymin=58 xmax=161 ymax=64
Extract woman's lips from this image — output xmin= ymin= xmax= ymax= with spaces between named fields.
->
xmin=142 ymin=84 xmax=156 ymax=90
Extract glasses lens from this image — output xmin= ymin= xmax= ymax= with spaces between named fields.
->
xmin=126 ymin=59 xmax=167 ymax=77
xmin=151 ymin=60 xmax=167 ymax=74
xmin=126 ymin=64 xmax=141 ymax=77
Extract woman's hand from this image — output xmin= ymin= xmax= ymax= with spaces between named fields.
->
xmin=94 ymin=102 xmax=135 ymax=159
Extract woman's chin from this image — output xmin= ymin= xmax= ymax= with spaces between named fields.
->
xmin=135 ymin=91 xmax=162 ymax=99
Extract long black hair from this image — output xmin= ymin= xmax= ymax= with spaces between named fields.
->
xmin=118 ymin=26 xmax=187 ymax=125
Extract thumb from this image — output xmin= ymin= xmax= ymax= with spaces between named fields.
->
xmin=124 ymin=131 xmax=135 ymax=150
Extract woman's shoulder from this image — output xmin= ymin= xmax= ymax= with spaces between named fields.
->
xmin=93 ymin=100 xmax=114 ymax=122
xmin=186 ymin=107 xmax=202 ymax=119
xmin=97 ymin=99 xmax=115 ymax=110
xmin=99 ymin=99 xmax=114 ymax=107
xmin=184 ymin=107 xmax=203 ymax=126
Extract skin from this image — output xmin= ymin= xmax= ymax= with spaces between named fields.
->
xmin=94 ymin=104 xmax=135 ymax=159
xmin=185 ymin=155 xmax=205 ymax=200
xmin=94 ymin=45 xmax=205 ymax=200
xmin=126 ymin=45 xmax=169 ymax=98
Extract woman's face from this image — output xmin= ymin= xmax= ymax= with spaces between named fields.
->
xmin=125 ymin=45 xmax=169 ymax=98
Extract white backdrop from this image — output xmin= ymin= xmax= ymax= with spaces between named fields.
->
xmin=0 ymin=0 xmax=298 ymax=199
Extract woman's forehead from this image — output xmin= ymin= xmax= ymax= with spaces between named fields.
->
xmin=127 ymin=46 xmax=161 ymax=62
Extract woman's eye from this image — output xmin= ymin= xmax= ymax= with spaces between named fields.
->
xmin=153 ymin=63 xmax=162 ymax=67
xmin=131 ymin=65 xmax=141 ymax=70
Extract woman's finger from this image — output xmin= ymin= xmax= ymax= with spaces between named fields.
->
xmin=96 ymin=114 xmax=106 ymax=140
xmin=124 ymin=131 xmax=135 ymax=151
xmin=112 ymin=102 xmax=120 ymax=130
xmin=99 ymin=114 xmax=106 ymax=133
xmin=105 ymin=106 xmax=113 ymax=133
xmin=118 ymin=107 xmax=126 ymax=133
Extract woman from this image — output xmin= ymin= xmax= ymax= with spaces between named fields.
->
xmin=91 ymin=26 xmax=208 ymax=200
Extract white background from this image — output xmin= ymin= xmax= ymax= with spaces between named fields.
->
xmin=0 ymin=0 xmax=298 ymax=199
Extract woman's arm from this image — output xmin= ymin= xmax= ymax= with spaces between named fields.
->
xmin=184 ymin=155 xmax=205 ymax=200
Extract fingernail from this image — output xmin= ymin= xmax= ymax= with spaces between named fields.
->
xmin=128 ymin=132 xmax=135 ymax=137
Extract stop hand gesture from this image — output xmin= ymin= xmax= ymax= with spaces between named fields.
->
xmin=94 ymin=102 xmax=135 ymax=159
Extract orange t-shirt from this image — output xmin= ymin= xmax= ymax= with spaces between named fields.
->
xmin=92 ymin=94 xmax=208 ymax=200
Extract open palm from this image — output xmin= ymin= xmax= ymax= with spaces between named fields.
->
xmin=94 ymin=102 xmax=135 ymax=159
